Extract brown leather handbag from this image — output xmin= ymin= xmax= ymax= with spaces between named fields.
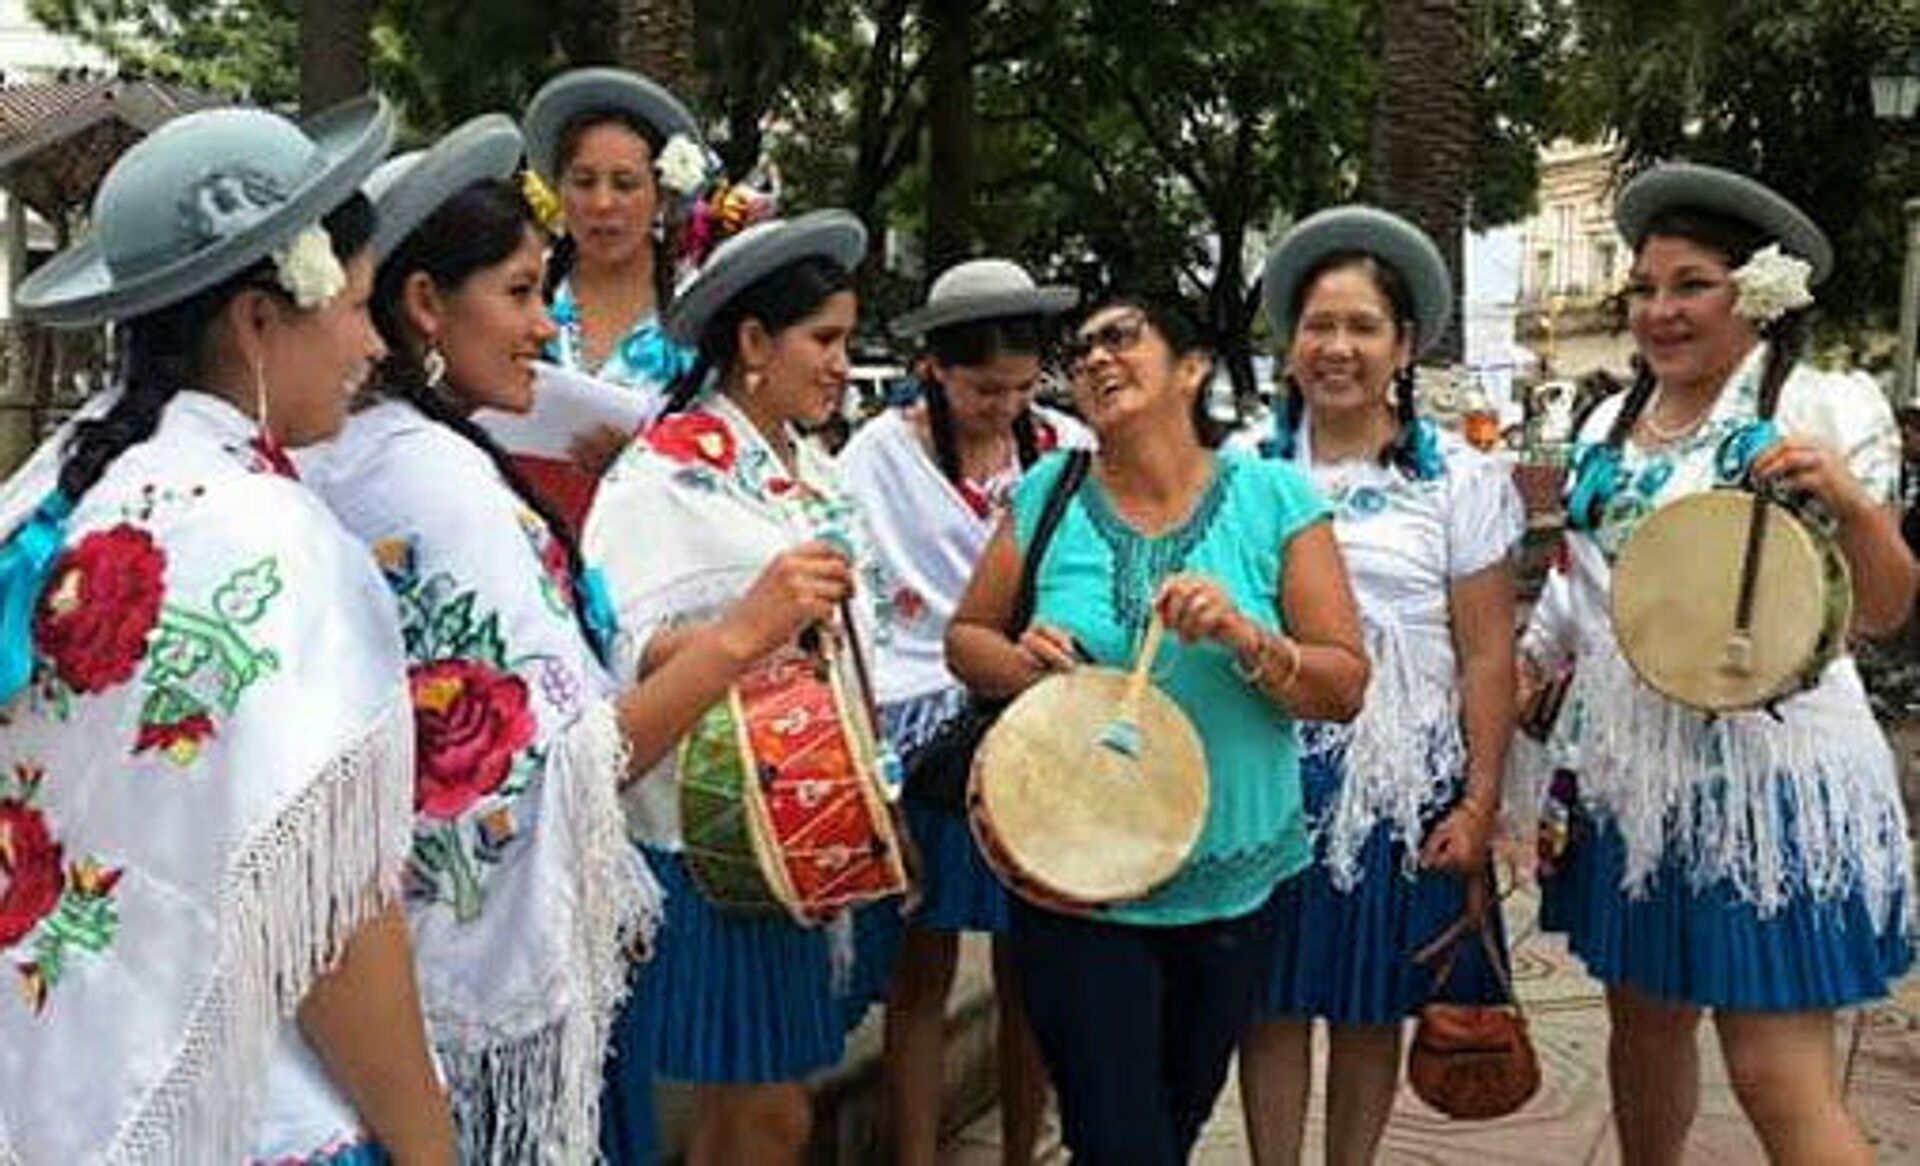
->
xmin=1407 ymin=905 xmax=1540 ymax=1120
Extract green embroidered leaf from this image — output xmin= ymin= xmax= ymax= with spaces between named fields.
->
xmin=211 ymin=558 xmax=283 ymax=624
xmin=429 ymin=592 xmax=477 ymax=659
xmin=465 ymin=612 xmax=510 ymax=670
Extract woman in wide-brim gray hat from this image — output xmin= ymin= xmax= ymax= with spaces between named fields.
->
xmin=518 ymin=65 xmax=718 ymax=535
xmin=841 ymin=256 xmax=1084 ymax=1164
xmin=1520 ymin=161 xmax=1916 ymax=1165
xmin=579 ymin=207 xmax=895 ymax=1164
xmin=310 ymin=108 xmax=769 ymax=1160
xmin=0 ymin=97 xmax=461 ymax=1163
xmin=1237 ymin=204 xmax=1522 ymax=1166
xmin=523 ymin=66 xmax=712 ymax=388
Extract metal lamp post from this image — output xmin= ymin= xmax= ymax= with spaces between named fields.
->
xmin=1872 ymin=47 xmax=1920 ymax=404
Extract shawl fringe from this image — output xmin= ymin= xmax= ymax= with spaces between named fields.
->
xmin=1572 ymin=641 xmax=1912 ymax=928
xmin=103 ymin=696 xmax=414 ymax=1165
xmin=436 ymin=700 xmax=660 ymax=1164
xmin=1302 ymin=618 xmax=1463 ymax=891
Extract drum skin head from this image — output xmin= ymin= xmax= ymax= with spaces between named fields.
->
xmin=1610 ymin=489 xmax=1850 ymax=712
xmin=972 ymin=667 xmax=1208 ymax=904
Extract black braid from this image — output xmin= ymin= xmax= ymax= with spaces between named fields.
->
xmin=924 ymin=379 xmax=963 ymax=484
xmin=1384 ymin=365 xmax=1420 ymax=476
xmin=542 ymin=232 xmax=577 ymax=302
xmin=382 ymin=365 xmax=603 ymax=653
xmin=1755 ymin=310 xmax=1811 ymax=414
xmin=1276 ymin=374 xmax=1307 ymax=457
xmin=1012 ymin=408 xmax=1041 ymax=469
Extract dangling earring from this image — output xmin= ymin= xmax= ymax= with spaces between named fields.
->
xmin=250 ymin=359 xmax=296 ymax=478
xmin=423 ymin=344 xmax=450 ymax=395
xmin=743 ymin=369 xmax=764 ymax=396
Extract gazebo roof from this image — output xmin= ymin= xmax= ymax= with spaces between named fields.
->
xmin=0 ymin=78 xmax=227 ymax=222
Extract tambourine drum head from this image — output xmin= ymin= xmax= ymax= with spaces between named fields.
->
xmin=972 ymin=668 xmax=1208 ymax=905
xmin=1610 ymin=490 xmax=1844 ymax=712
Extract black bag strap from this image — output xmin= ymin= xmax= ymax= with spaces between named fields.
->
xmin=1010 ymin=449 xmax=1092 ymax=634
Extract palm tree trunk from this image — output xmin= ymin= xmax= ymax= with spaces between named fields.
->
xmin=1365 ymin=0 xmax=1471 ymax=362
xmin=615 ymin=0 xmax=702 ymax=100
xmin=298 ymin=0 xmax=373 ymax=116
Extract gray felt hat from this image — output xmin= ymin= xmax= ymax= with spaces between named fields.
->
xmin=1261 ymin=205 xmax=1453 ymax=358
xmin=367 ymin=113 xmax=524 ymax=261
xmin=663 ymin=209 xmax=867 ymax=347
xmin=890 ymin=258 xmax=1079 ymax=337
xmin=16 ymin=94 xmax=395 ymax=328
xmin=523 ymin=66 xmax=700 ymax=185
xmin=1614 ymin=162 xmax=1833 ymax=285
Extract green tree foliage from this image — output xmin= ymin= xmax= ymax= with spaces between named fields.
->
xmin=31 ymin=0 xmax=299 ymax=105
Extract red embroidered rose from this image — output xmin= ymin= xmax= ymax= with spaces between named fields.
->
xmin=891 ymin=586 xmax=927 ymax=623
xmin=645 ymin=413 xmax=736 ymax=472
xmin=410 ymin=659 xmax=537 ymax=821
xmin=134 ymin=713 xmax=216 ymax=764
xmin=1034 ymin=417 xmax=1061 ymax=454
xmin=0 ymin=799 xmax=65 ymax=950
xmin=35 ymin=525 xmax=166 ymax=695
xmin=536 ymin=528 xmax=575 ymax=611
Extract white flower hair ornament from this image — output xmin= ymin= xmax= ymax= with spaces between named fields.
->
xmin=655 ymin=133 xmax=714 ymax=197
xmin=271 ymin=224 xmax=347 ymax=310
xmin=1730 ymin=244 xmax=1814 ymax=325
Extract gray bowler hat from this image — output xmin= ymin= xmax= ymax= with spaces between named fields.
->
xmin=367 ymin=113 xmax=524 ymax=261
xmin=663 ymin=209 xmax=867 ymax=347
xmin=890 ymin=258 xmax=1079 ymax=338
xmin=523 ymin=66 xmax=700 ymax=185
xmin=1614 ymin=162 xmax=1833 ymax=285
xmin=1261 ymin=205 xmax=1452 ymax=358
xmin=16 ymin=95 xmax=394 ymax=328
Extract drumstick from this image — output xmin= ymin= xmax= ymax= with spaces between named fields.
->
xmin=1096 ymin=613 xmax=1165 ymax=760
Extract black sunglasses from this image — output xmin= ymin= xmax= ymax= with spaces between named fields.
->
xmin=1062 ymin=311 xmax=1149 ymax=372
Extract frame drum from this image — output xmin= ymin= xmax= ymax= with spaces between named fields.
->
xmin=1610 ymin=489 xmax=1851 ymax=713
xmin=969 ymin=666 xmax=1208 ymax=910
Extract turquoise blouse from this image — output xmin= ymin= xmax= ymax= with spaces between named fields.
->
xmin=545 ymin=278 xmax=696 ymax=389
xmin=1010 ymin=450 xmax=1330 ymax=926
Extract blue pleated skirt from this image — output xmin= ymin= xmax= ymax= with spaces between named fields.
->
xmin=1544 ymin=810 xmax=1914 ymax=1011
xmin=1262 ymin=752 xmax=1509 ymax=1025
xmin=618 ymin=847 xmax=846 ymax=1083
xmin=839 ymin=692 xmax=1017 ymax=1027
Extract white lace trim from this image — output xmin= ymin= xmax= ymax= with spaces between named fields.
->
xmin=101 ymin=696 xmax=415 ymax=1165
xmin=435 ymin=701 xmax=662 ymax=1164
xmin=1570 ymin=640 xmax=1913 ymax=928
xmin=1301 ymin=619 xmax=1463 ymax=891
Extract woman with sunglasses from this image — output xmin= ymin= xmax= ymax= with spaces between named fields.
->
xmin=948 ymin=298 xmax=1368 ymax=1163
xmin=839 ymin=259 xmax=1087 ymax=1166
xmin=1234 ymin=207 xmax=1522 ymax=1165
xmin=0 ymin=101 xmax=455 ymax=1162
xmin=1523 ymin=165 xmax=1913 ymax=1165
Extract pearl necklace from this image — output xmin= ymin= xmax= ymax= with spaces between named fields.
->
xmin=1639 ymin=390 xmax=1718 ymax=445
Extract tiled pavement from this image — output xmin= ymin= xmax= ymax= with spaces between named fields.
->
xmin=941 ymin=884 xmax=1920 ymax=1165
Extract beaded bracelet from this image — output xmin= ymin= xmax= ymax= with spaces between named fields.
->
xmin=1232 ymin=630 xmax=1302 ymax=691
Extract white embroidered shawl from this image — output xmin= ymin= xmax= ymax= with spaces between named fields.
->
xmin=302 ymin=399 xmax=659 ymax=1163
xmin=837 ymin=405 xmax=1090 ymax=707
xmin=584 ymin=392 xmax=888 ymax=851
xmin=0 ymin=391 xmax=415 ymax=1164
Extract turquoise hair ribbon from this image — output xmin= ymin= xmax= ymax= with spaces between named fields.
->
xmin=1714 ymin=420 xmax=1782 ymax=487
xmin=1407 ymin=417 xmax=1446 ymax=482
xmin=1564 ymin=443 xmax=1623 ymax=532
xmin=575 ymin=565 xmax=619 ymax=667
xmin=0 ymin=492 xmax=73 ymax=705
